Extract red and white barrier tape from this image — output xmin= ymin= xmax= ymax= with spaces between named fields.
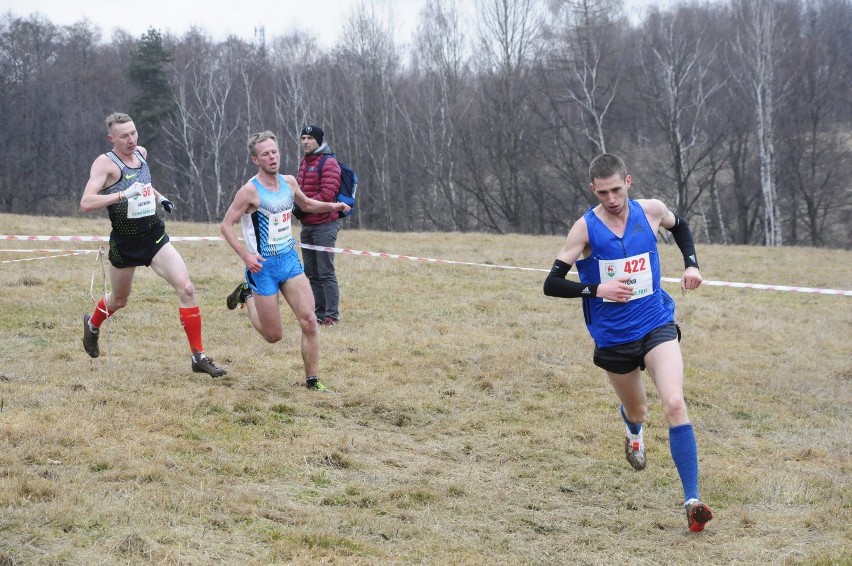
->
xmin=0 ymin=250 xmax=97 ymax=264
xmin=299 ymin=242 xmax=547 ymax=272
xmin=1 ymin=249 xmax=98 ymax=253
xmin=2 ymin=235 xmax=850 ymax=296
xmin=0 ymin=235 xmax=221 ymax=242
xmin=297 ymin=243 xmax=852 ymax=296
xmin=666 ymin=278 xmax=851 ymax=296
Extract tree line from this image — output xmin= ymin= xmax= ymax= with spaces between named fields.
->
xmin=1 ymin=0 xmax=850 ymax=247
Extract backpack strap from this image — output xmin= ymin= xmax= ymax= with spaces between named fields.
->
xmin=316 ymin=154 xmax=340 ymax=197
xmin=316 ymin=153 xmax=334 ymax=177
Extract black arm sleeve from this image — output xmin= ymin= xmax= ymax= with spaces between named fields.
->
xmin=666 ymin=214 xmax=699 ymax=269
xmin=543 ymin=259 xmax=599 ymax=298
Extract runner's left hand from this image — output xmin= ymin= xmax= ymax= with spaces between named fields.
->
xmin=681 ymin=266 xmax=702 ymax=292
xmin=158 ymin=196 xmax=174 ymax=213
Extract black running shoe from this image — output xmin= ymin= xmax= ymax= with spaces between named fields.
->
xmin=226 ymin=283 xmax=251 ymax=310
xmin=192 ymin=352 xmax=227 ymax=377
xmin=306 ymin=376 xmax=329 ymax=391
xmin=82 ymin=314 xmax=100 ymax=358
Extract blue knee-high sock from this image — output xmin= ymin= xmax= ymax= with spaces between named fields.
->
xmin=620 ymin=404 xmax=642 ymax=434
xmin=669 ymin=423 xmax=700 ymax=503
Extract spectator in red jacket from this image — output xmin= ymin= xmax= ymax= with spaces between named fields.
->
xmin=296 ymin=125 xmax=343 ymax=326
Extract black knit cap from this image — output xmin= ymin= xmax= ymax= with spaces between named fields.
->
xmin=300 ymin=124 xmax=324 ymax=145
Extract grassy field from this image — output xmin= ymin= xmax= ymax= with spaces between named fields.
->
xmin=0 ymin=212 xmax=849 ymax=565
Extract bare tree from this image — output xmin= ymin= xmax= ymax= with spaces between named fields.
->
xmin=723 ymin=112 xmax=763 ymax=244
xmin=730 ymin=0 xmax=786 ymax=246
xmin=404 ymin=0 xmax=474 ymax=231
xmin=546 ymin=0 xmax=623 ymax=154
xmin=463 ymin=0 xmax=543 ymax=233
xmin=162 ymin=30 xmax=250 ymax=221
xmin=0 ymin=14 xmax=131 ymax=214
xmin=530 ymin=0 xmax=629 ymax=234
xmin=637 ymin=6 xmax=726 ymax=218
xmin=777 ymin=0 xmax=852 ymax=246
xmin=268 ymin=32 xmax=322 ymax=152
xmin=704 ymin=153 xmax=730 ymax=244
xmin=333 ymin=2 xmax=403 ymax=230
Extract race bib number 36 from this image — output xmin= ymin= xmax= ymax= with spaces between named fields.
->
xmin=267 ymin=209 xmax=293 ymax=246
xmin=600 ymin=252 xmax=653 ymax=302
xmin=126 ymin=183 xmax=157 ymax=218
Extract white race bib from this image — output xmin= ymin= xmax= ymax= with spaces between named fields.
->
xmin=599 ymin=252 xmax=653 ymax=302
xmin=267 ymin=209 xmax=293 ymax=246
xmin=125 ymin=183 xmax=157 ymax=218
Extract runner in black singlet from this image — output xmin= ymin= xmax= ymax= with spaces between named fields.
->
xmin=80 ymin=112 xmax=226 ymax=378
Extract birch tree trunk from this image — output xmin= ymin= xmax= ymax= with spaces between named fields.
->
xmin=732 ymin=0 xmax=782 ymax=246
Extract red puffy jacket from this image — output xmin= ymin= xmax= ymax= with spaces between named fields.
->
xmin=296 ymin=146 xmax=342 ymax=225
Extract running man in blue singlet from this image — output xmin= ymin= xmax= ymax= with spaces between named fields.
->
xmin=543 ymin=153 xmax=712 ymax=533
xmin=80 ymin=112 xmax=226 ymax=377
xmin=219 ymin=131 xmax=350 ymax=391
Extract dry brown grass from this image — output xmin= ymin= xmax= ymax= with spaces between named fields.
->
xmin=0 ymin=212 xmax=850 ymax=565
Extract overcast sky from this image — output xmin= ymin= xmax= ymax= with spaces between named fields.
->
xmin=1 ymin=0 xmax=440 ymax=48
xmin=2 ymin=0 xmax=665 ymax=47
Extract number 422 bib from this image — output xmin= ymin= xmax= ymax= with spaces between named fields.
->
xmin=599 ymin=252 xmax=653 ymax=302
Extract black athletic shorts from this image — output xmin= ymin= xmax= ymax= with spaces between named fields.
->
xmin=593 ymin=322 xmax=681 ymax=375
xmin=108 ymin=230 xmax=170 ymax=268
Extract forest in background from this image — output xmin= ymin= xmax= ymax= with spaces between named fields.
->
xmin=1 ymin=0 xmax=850 ymax=247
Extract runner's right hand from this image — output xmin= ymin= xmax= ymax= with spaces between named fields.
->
xmin=121 ymin=185 xmax=145 ymax=200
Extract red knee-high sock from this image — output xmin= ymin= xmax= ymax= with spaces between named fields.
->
xmin=179 ymin=306 xmax=204 ymax=354
xmin=89 ymin=297 xmax=114 ymax=329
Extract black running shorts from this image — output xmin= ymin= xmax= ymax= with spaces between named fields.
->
xmin=593 ymin=322 xmax=681 ymax=375
xmin=108 ymin=230 xmax=170 ymax=268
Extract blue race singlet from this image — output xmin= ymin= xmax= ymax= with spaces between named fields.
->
xmin=240 ymin=174 xmax=297 ymax=257
xmin=576 ymin=200 xmax=675 ymax=348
